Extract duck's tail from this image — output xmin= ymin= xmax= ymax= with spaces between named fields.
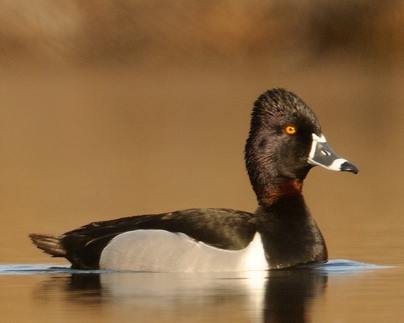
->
xmin=29 ymin=234 xmax=66 ymax=257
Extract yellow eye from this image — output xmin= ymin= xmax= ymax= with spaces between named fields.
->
xmin=285 ymin=125 xmax=297 ymax=135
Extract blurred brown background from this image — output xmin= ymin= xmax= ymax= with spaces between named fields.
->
xmin=0 ymin=0 xmax=403 ymax=265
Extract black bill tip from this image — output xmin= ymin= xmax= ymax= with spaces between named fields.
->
xmin=340 ymin=161 xmax=359 ymax=174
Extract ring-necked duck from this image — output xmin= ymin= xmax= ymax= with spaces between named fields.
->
xmin=30 ymin=88 xmax=358 ymax=271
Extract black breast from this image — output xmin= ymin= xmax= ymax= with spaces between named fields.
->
xmin=256 ymin=195 xmax=327 ymax=269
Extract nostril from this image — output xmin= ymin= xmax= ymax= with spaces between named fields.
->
xmin=320 ymin=150 xmax=331 ymax=156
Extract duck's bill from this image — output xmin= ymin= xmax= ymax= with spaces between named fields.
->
xmin=308 ymin=134 xmax=359 ymax=174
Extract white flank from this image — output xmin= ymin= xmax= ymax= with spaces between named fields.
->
xmin=99 ymin=230 xmax=268 ymax=272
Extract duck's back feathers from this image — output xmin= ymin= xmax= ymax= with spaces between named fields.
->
xmin=32 ymin=208 xmax=256 ymax=269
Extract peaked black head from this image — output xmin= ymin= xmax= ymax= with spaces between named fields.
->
xmin=245 ymin=88 xmax=357 ymax=204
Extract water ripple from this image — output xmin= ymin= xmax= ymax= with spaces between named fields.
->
xmin=0 ymin=259 xmax=393 ymax=276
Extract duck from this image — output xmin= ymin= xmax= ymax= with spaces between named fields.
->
xmin=30 ymin=88 xmax=358 ymax=272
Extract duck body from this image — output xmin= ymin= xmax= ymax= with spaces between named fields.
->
xmin=51 ymin=208 xmax=258 ymax=270
xmin=30 ymin=88 xmax=357 ymax=271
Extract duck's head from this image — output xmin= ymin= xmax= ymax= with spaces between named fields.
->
xmin=245 ymin=88 xmax=358 ymax=205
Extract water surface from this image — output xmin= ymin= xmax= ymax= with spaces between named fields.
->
xmin=0 ymin=261 xmax=401 ymax=322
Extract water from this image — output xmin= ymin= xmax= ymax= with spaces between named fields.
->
xmin=1 ymin=63 xmax=404 ymax=322
xmin=1 ymin=3 xmax=404 ymax=320
xmin=0 ymin=261 xmax=400 ymax=322
xmin=1 ymin=62 xmax=403 ymax=322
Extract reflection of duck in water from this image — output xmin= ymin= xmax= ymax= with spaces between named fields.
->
xmin=30 ymin=89 xmax=358 ymax=271
xmin=43 ymin=269 xmax=327 ymax=323
xmin=264 ymin=270 xmax=327 ymax=323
